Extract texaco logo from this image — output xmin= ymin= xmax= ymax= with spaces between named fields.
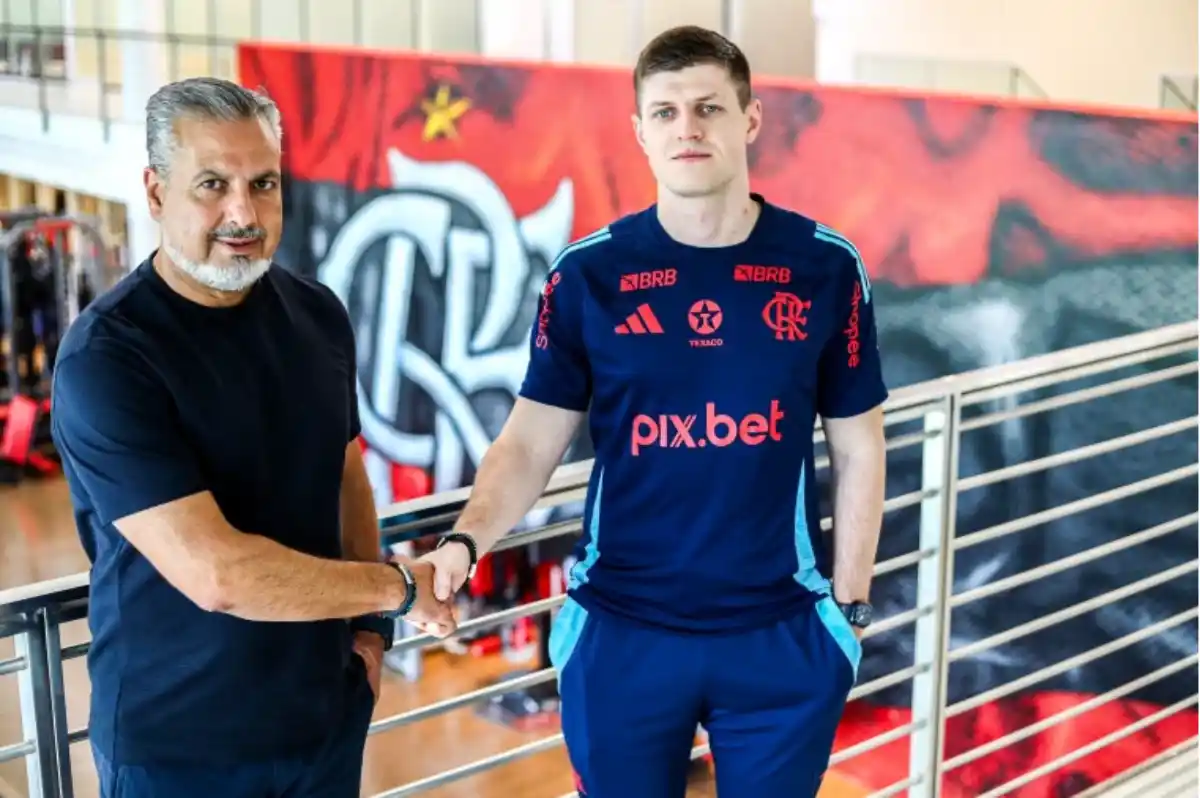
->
xmin=318 ymin=147 xmax=575 ymax=496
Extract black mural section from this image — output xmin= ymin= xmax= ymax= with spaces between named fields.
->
xmin=280 ymin=175 xmax=1198 ymax=713
xmin=240 ymin=40 xmax=1200 ymax=793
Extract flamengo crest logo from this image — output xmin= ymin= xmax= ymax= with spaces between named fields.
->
xmin=318 ymin=147 xmax=575 ymax=499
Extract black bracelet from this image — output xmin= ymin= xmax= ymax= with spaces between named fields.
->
xmin=387 ymin=561 xmax=417 ymax=618
xmin=437 ymin=532 xmax=479 ymax=578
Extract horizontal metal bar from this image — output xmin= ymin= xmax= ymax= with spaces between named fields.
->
xmin=883 ymin=428 xmax=941 ymax=452
xmin=951 ymin=513 xmax=1198 ymax=608
xmin=949 ymin=561 xmax=1198 ymax=663
xmin=883 ymin=487 xmax=939 ymax=514
xmin=831 ymin=720 xmax=925 ymax=766
xmin=817 ymin=427 xmax=941 ymax=470
xmin=955 ymin=464 xmax=1199 ymax=551
xmin=369 ymin=668 xmax=556 ymax=736
xmin=850 ymin=663 xmax=930 ymax=703
xmin=389 ymin=595 xmax=566 ymax=656
xmin=0 ymin=572 xmax=88 ymax=619
xmin=1 ymin=324 xmax=1189 ymax=616
xmin=944 ymin=654 xmax=1198 ymax=772
xmin=0 ymin=23 xmax=247 ymax=48
xmin=820 ymin=485 xmax=940 ymax=532
xmin=958 ymin=416 xmax=1198 ymax=492
xmin=490 ymin=518 xmax=582 ymax=554
xmin=816 ymin=397 xmax=943 ymax=438
xmin=865 ymin=604 xmax=932 ymax=640
xmin=960 ymin=360 xmax=1199 ymax=432
xmin=869 ymin=774 xmax=926 ymax=798
xmin=67 ymin=728 xmax=87 ymax=745
xmin=0 ymin=739 xmax=35 ymax=764
xmin=372 ymin=733 xmax=566 ymax=797
xmin=880 ymin=401 xmax=946 ymax=429
xmin=975 ymin=693 xmax=1198 ymax=798
xmin=0 ymin=655 xmax=26 ymax=676
xmin=376 ymin=458 xmax=592 ymax=539
xmin=874 ymin=547 xmax=934 ymax=578
xmin=61 ymin=642 xmax=89 ymax=661
xmin=961 ymin=338 xmax=1198 ymax=409
xmin=948 ymin=607 xmax=1198 ymax=717
xmin=886 ymin=321 xmax=1196 ymax=413
xmin=1072 ymin=738 xmax=1199 ymax=798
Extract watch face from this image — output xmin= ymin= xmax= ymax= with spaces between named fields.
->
xmin=844 ymin=602 xmax=873 ymax=627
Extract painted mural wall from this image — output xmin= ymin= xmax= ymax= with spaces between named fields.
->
xmin=239 ymin=43 xmax=1199 ymax=796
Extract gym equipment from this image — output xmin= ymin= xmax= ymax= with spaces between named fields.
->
xmin=0 ymin=211 xmax=114 ymax=483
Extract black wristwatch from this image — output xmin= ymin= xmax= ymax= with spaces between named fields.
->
xmin=837 ymin=600 xmax=874 ymax=629
xmin=383 ymin=560 xmax=417 ymax=619
xmin=436 ymin=532 xmax=479 ymax=579
xmin=350 ymin=613 xmax=396 ymax=651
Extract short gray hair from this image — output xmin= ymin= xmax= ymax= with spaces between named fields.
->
xmin=145 ymin=77 xmax=283 ymax=176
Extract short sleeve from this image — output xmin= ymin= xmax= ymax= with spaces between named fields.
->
xmin=51 ymin=342 xmax=208 ymax=526
xmin=817 ymin=257 xmax=888 ymax=419
xmin=518 ymin=261 xmax=592 ymax=412
xmin=314 ymin=280 xmax=363 ymax=443
xmin=335 ymin=301 xmax=363 ymax=442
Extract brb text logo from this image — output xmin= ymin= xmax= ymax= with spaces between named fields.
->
xmin=631 ymin=400 xmax=785 ymax=455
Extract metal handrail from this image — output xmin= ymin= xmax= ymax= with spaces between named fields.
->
xmin=0 ymin=319 xmax=1196 ymax=798
xmin=2 ymin=321 xmax=1192 ymax=611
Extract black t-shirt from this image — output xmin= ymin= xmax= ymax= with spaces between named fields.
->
xmin=50 ymin=256 xmax=363 ymax=766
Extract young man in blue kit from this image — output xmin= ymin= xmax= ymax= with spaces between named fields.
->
xmin=423 ymin=25 xmax=888 ymax=797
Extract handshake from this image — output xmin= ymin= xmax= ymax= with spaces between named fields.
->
xmin=387 ymin=538 xmax=476 ymax=639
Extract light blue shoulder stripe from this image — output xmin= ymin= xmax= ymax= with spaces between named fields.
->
xmin=549 ymin=226 xmax=611 ymax=273
xmin=814 ymin=223 xmax=872 ymax=304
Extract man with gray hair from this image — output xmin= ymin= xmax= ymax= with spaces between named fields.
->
xmin=50 ymin=76 xmax=454 ymax=797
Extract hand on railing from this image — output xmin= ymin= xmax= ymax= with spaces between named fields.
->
xmin=389 ymin=556 xmax=458 ymax=638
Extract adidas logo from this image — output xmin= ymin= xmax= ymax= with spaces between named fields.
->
xmin=615 ymin=304 xmax=663 ymax=335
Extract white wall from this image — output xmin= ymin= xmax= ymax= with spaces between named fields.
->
xmin=569 ymin=0 xmax=816 ymax=77
xmin=59 ymin=0 xmax=817 ymax=87
xmin=814 ymin=0 xmax=1198 ymax=109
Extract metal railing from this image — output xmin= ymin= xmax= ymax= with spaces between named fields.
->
xmin=1160 ymin=74 xmax=1199 ymax=112
xmin=0 ymin=2 xmax=479 ymax=140
xmin=4 ymin=0 xmax=747 ymax=142
xmin=0 ymin=319 xmax=1197 ymax=798
xmin=853 ymin=54 xmax=1050 ymax=101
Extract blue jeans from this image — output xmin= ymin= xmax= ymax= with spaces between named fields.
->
xmin=93 ymin=657 xmax=376 ymax=798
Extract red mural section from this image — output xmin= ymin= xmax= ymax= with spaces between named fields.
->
xmin=239 ymin=44 xmax=1197 ymax=286
xmin=238 ymin=42 xmax=1198 ymax=798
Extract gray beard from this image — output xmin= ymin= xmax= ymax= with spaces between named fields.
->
xmin=164 ymin=241 xmax=271 ymax=293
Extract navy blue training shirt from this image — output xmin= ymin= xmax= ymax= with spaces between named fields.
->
xmin=520 ymin=195 xmax=888 ymax=633
xmin=51 ymin=256 xmax=361 ymax=766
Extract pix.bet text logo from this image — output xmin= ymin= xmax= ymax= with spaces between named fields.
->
xmin=630 ymin=400 xmax=785 ymax=455
xmin=317 ymin=147 xmax=575 ymax=494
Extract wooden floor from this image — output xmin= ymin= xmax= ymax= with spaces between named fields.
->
xmin=0 ymin=478 xmax=729 ymax=798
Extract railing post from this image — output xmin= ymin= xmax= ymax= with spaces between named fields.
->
xmin=15 ymin=611 xmax=59 ymax=798
xmin=42 ymin=606 xmax=74 ymax=798
xmin=908 ymin=394 xmax=961 ymax=798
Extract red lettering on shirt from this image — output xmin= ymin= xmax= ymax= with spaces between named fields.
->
xmin=535 ymin=271 xmax=562 ymax=350
xmin=845 ymin=280 xmax=862 ymax=367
